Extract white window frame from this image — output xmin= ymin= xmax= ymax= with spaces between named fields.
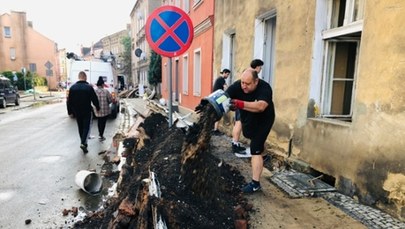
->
xmin=193 ymin=48 xmax=201 ymax=96
xmin=319 ymin=0 xmax=364 ymax=121
xmin=10 ymin=48 xmax=16 ymax=60
xmin=254 ymin=10 xmax=277 ymax=85
xmin=183 ymin=0 xmax=190 ymax=12
xmin=182 ymin=54 xmax=189 ymax=95
xmin=322 ymin=40 xmax=359 ymax=119
xmin=192 ymin=0 xmax=203 ymax=9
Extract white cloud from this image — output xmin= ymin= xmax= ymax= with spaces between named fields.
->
xmin=1 ymin=0 xmax=133 ymax=53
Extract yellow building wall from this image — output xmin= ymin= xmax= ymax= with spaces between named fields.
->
xmin=214 ymin=0 xmax=405 ymax=220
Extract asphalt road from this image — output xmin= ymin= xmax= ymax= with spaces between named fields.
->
xmin=0 ymin=100 xmax=120 ymax=228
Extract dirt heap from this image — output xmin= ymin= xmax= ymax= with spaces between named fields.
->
xmin=74 ymin=104 xmax=250 ymax=228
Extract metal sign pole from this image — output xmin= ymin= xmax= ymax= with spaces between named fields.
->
xmin=168 ymin=57 xmax=173 ymax=127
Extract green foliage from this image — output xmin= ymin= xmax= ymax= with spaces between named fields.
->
xmin=1 ymin=71 xmax=47 ymax=90
xmin=120 ymin=36 xmax=132 ymax=80
xmin=148 ymin=50 xmax=162 ymax=86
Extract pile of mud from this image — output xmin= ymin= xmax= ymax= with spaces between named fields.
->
xmin=74 ymin=104 xmax=250 ymax=228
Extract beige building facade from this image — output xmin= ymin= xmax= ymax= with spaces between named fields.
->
xmin=214 ymin=0 xmax=405 ymax=220
xmin=130 ymin=0 xmax=161 ymax=87
xmin=0 ymin=11 xmax=59 ymax=90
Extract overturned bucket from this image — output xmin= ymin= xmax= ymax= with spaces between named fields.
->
xmin=204 ymin=89 xmax=231 ymax=120
xmin=75 ymin=170 xmax=103 ymax=195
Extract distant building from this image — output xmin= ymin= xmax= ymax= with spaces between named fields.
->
xmin=0 ymin=11 xmax=60 ymax=90
xmin=130 ymin=0 xmax=161 ymax=87
xmin=100 ymin=28 xmax=130 ymax=73
xmin=159 ymin=0 xmax=215 ymax=110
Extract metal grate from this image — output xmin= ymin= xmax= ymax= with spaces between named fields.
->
xmin=269 ymin=169 xmax=336 ymax=198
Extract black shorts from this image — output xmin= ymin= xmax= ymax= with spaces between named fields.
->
xmin=234 ymin=109 xmax=241 ymax=121
xmin=246 ymin=118 xmax=274 ymax=155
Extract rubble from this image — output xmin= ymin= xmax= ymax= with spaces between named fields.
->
xmin=73 ymin=104 xmax=251 ymax=228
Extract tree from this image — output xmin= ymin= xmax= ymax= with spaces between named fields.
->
xmin=148 ymin=50 xmax=162 ymax=86
xmin=1 ymin=71 xmax=46 ymax=90
xmin=120 ymin=36 xmax=132 ymax=80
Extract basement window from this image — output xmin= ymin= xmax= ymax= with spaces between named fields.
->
xmin=320 ymin=0 xmax=364 ymax=122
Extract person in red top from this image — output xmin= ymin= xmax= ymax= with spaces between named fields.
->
xmin=93 ymin=77 xmax=112 ymax=141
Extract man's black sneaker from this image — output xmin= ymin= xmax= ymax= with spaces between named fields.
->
xmin=212 ymin=129 xmax=223 ymax=136
xmin=241 ymin=182 xmax=262 ymax=193
xmin=232 ymin=143 xmax=246 ymax=153
xmin=80 ymin=144 xmax=88 ymax=153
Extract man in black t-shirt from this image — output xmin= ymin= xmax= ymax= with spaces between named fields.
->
xmin=212 ymin=68 xmax=231 ymax=135
xmin=68 ymin=71 xmax=100 ymax=153
xmin=226 ymin=69 xmax=275 ymax=193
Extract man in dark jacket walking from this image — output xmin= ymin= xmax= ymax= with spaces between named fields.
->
xmin=68 ymin=71 xmax=100 ymax=153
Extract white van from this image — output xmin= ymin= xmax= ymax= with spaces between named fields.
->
xmin=66 ymin=60 xmax=120 ymax=119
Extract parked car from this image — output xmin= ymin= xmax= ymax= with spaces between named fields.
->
xmin=0 ymin=76 xmax=19 ymax=108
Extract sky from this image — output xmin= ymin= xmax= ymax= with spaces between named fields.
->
xmin=1 ymin=0 xmax=134 ymax=53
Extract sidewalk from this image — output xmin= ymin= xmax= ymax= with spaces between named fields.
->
xmin=122 ymin=97 xmax=404 ymax=229
xmin=18 ymin=91 xmax=65 ymax=109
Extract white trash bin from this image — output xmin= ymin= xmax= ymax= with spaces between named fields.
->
xmin=75 ymin=170 xmax=103 ymax=195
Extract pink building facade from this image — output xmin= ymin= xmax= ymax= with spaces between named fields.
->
xmin=0 ymin=11 xmax=60 ymax=90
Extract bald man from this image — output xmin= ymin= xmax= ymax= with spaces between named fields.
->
xmin=225 ymin=68 xmax=275 ymax=193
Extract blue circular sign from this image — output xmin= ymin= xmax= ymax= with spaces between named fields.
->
xmin=146 ymin=6 xmax=194 ymax=57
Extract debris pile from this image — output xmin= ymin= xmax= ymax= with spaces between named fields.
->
xmin=74 ymin=104 xmax=250 ymax=228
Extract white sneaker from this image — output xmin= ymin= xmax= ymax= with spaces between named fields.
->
xmin=234 ymin=147 xmax=251 ymax=158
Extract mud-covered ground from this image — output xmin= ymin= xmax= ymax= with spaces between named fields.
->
xmin=74 ymin=104 xmax=252 ymax=228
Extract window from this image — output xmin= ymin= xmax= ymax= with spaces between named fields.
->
xmin=29 ymin=63 xmax=37 ymax=73
xmin=4 ymin=26 xmax=11 ymax=38
xmin=192 ymin=0 xmax=203 ymax=9
xmin=324 ymin=41 xmax=358 ymax=117
xmin=10 ymin=48 xmax=16 ymax=60
xmin=183 ymin=0 xmax=190 ymax=12
xmin=193 ymin=49 xmax=201 ymax=96
xmin=222 ymin=33 xmax=235 ymax=82
xmin=320 ymin=0 xmax=364 ymax=121
xmin=254 ymin=11 xmax=277 ymax=85
xmin=182 ymin=55 xmax=189 ymax=94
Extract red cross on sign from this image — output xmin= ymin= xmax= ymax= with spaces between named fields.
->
xmin=145 ymin=6 xmax=194 ymax=57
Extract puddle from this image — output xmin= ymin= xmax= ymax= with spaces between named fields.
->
xmin=0 ymin=190 xmax=15 ymax=202
xmin=36 ymin=155 xmax=61 ymax=163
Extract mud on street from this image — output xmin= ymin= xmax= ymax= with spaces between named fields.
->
xmin=74 ymin=104 xmax=250 ymax=228
xmin=71 ymin=100 xmax=386 ymax=229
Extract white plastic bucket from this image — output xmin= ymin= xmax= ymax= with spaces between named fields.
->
xmin=75 ymin=170 xmax=103 ymax=195
xmin=205 ymin=89 xmax=231 ymax=120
